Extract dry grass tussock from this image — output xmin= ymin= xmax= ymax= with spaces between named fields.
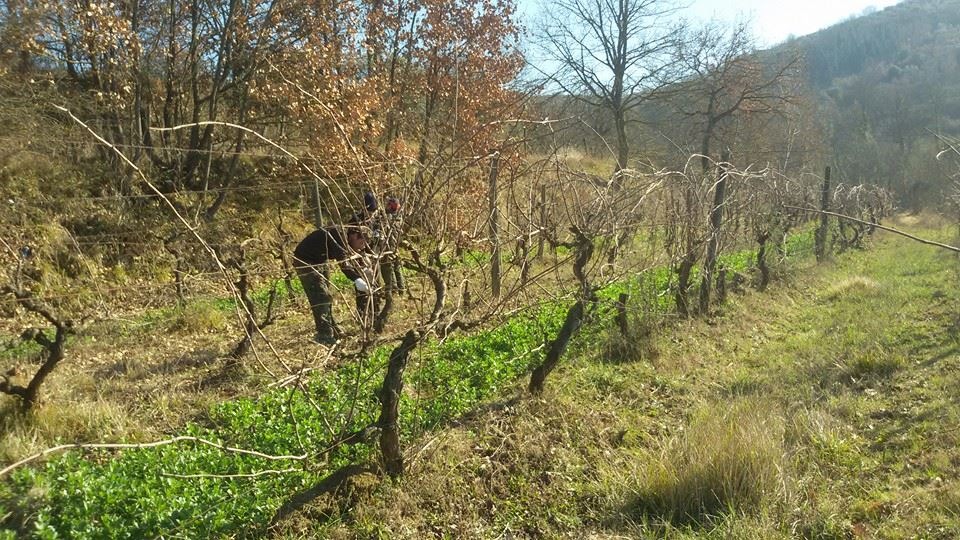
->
xmin=822 ymin=276 xmax=880 ymax=300
xmin=787 ymin=407 xmax=849 ymax=448
xmin=632 ymin=399 xmax=791 ymax=525
xmin=0 ymin=398 xmax=139 ymax=463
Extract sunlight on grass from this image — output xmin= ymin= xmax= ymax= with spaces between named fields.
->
xmin=555 ymin=146 xmax=615 ymax=176
xmin=788 ymin=407 xmax=863 ymax=472
xmin=172 ymin=302 xmax=230 ymax=333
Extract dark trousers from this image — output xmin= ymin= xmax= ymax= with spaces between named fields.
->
xmin=381 ymin=259 xmax=404 ymax=292
xmin=296 ymin=264 xmax=337 ymax=337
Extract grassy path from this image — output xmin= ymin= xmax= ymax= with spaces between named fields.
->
xmin=306 ymin=217 xmax=960 ymax=539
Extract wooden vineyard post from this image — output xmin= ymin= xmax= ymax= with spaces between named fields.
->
xmin=815 ymin=166 xmax=831 ymax=262
xmin=489 ymin=152 xmax=501 ymax=298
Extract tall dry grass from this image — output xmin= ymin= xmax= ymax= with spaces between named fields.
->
xmin=633 ymin=399 xmax=791 ymax=525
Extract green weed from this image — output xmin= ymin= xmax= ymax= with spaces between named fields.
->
xmin=1 ymin=298 xmax=567 ymax=538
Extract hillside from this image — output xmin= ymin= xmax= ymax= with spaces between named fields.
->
xmin=534 ymin=0 xmax=960 ymax=207
xmin=796 ymin=0 xmax=960 ymax=94
xmin=3 ymin=214 xmax=957 ymax=537
xmin=786 ymin=0 xmax=960 ymax=205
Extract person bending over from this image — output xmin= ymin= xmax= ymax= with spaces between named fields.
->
xmin=293 ymin=224 xmax=371 ymax=345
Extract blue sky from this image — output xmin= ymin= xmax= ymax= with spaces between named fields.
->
xmin=682 ymin=0 xmax=904 ymax=46
xmin=519 ymin=0 xmax=904 ymax=48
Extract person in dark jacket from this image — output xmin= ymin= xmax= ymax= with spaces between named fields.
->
xmin=293 ymin=224 xmax=371 ymax=345
xmin=350 ymin=191 xmax=379 ymax=226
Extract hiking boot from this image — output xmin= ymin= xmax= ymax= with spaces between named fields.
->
xmin=313 ymin=332 xmax=338 ymax=346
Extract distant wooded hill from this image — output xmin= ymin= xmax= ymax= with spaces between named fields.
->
xmin=781 ymin=0 xmax=960 ymax=206
xmin=797 ymin=0 xmax=960 ymax=93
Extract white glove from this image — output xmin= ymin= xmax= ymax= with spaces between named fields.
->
xmin=354 ymin=278 xmax=370 ymax=293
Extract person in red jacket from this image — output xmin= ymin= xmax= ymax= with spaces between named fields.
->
xmin=293 ymin=224 xmax=371 ymax=345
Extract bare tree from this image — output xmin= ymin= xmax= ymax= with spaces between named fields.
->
xmin=662 ymin=22 xmax=801 ymax=315
xmin=672 ymin=21 xmax=802 ymax=175
xmin=533 ymin=0 xmax=683 ymax=185
xmin=527 ymin=151 xmax=663 ymax=393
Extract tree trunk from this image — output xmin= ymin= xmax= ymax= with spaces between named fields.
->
xmin=757 ymin=232 xmax=770 ymax=291
xmin=529 ymin=300 xmax=585 ymax=395
xmin=229 ymin=264 xmax=257 ymax=362
xmin=529 ymin=231 xmax=594 ymax=394
xmin=19 ymin=328 xmax=67 ymax=410
xmin=311 ymin=180 xmax=324 ymax=229
xmin=615 ymin=293 xmax=629 ymax=338
xmin=676 ymin=255 xmax=694 ymax=317
xmin=613 ymin=110 xmax=628 ymax=190
xmin=0 ymin=286 xmax=73 ymax=411
xmin=488 ymin=153 xmax=501 ymax=298
xmin=715 ymin=268 xmax=728 ymax=305
xmin=698 ymin=151 xmax=729 ymax=314
xmin=537 ymin=184 xmax=546 ymax=259
xmin=378 ymin=330 xmax=420 ymax=478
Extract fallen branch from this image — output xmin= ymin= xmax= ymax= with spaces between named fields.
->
xmin=1 ymin=436 xmax=309 ymax=478
xmin=160 ymin=468 xmax=301 ymax=480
